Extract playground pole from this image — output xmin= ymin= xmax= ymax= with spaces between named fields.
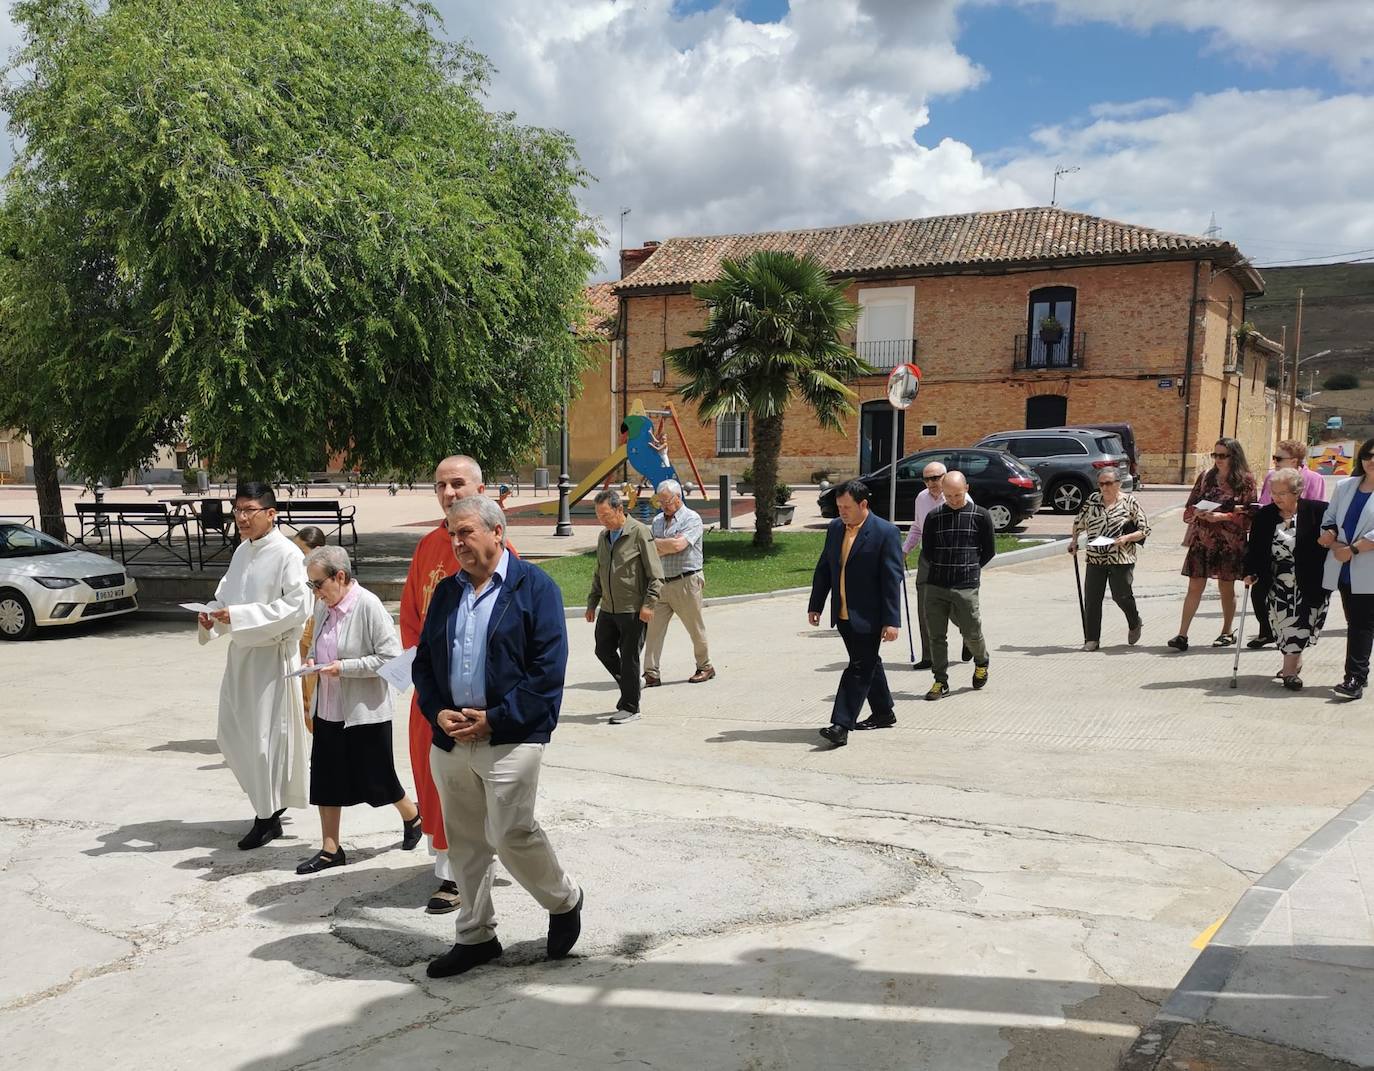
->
xmin=555 ymin=392 xmax=573 ymax=536
xmin=666 ymin=402 xmax=709 ymax=501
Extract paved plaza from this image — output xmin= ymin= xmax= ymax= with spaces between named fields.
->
xmin=3 ymin=505 xmax=1374 ymax=1069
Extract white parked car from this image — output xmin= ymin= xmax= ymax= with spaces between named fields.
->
xmin=0 ymin=523 xmax=139 ymax=640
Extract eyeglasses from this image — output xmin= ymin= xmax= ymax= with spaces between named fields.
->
xmin=1210 ymin=452 xmax=1231 ymax=460
xmin=1098 ymin=480 xmax=1118 ymax=486
xmin=1272 ymin=455 xmax=1293 ymax=462
xmin=306 ymin=574 xmax=338 ymax=591
xmin=232 ymin=506 xmax=271 ymax=518
xmin=923 ymin=475 xmax=944 ymax=483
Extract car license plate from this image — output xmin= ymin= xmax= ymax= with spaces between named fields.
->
xmin=94 ymin=587 xmax=126 ymax=602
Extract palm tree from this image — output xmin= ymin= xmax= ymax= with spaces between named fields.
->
xmin=667 ymin=250 xmax=867 ymax=548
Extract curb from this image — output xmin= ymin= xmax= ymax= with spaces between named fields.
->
xmin=1119 ymin=782 xmax=1374 ymax=1070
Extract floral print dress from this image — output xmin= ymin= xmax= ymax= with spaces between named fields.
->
xmin=1182 ymin=469 xmax=1257 ymax=581
xmin=1267 ymin=517 xmax=1329 ymax=654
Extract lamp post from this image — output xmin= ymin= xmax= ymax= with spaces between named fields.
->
xmin=555 ymin=328 xmax=575 ymax=537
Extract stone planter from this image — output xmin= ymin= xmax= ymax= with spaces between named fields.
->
xmin=773 ymin=504 xmax=796 ymax=526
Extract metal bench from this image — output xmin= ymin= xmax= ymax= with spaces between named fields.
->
xmin=275 ymin=501 xmax=359 ymax=562
xmin=74 ymin=501 xmax=194 ymax=567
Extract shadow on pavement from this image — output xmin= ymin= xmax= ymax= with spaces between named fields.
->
xmin=237 ymin=943 xmax=1174 ymax=1071
xmin=147 ymin=738 xmax=220 ymax=754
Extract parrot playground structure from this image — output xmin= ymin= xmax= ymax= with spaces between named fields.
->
xmin=530 ymin=399 xmax=708 ymax=516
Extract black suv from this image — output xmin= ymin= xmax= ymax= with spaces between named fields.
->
xmin=817 ymin=448 xmax=1043 ymax=532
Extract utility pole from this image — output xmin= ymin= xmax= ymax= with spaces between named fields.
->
xmin=619 ymin=206 xmax=631 ymax=256
xmin=1289 ymin=288 xmax=1304 ymax=445
xmin=1277 ymin=325 xmax=1287 ymax=440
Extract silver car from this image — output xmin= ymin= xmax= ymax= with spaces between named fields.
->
xmin=0 ymin=522 xmax=139 ymax=640
xmin=975 ymin=428 xmax=1133 ymax=514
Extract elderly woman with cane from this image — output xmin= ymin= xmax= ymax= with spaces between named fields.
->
xmin=1241 ymin=467 xmax=1331 ymax=690
xmin=297 ymin=545 xmax=423 ymax=874
xmin=1068 ymin=469 xmax=1150 ymax=650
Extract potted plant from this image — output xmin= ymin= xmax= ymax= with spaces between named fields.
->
xmin=737 ymin=465 xmax=754 ymax=494
xmin=1038 ymin=315 xmax=1064 ymax=345
xmin=773 ymin=483 xmax=795 ymax=526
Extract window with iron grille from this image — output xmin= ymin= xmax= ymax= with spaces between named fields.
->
xmin=716 ymin=412 xmax=749 ymax=455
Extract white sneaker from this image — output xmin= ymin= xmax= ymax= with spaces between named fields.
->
xmin=608 ymin=711 xmax=641 ymax=725
xmin=1082 ymin=641 xmax=1099 ymax=651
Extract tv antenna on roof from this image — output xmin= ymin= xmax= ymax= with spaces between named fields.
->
xmin=1051 ymin=165 xmax=1079 ymax=207
xmin=1203 ymin=212 xmax=1221 ymax=238
xmin=619 ymin=206 xmax=632 ymax=252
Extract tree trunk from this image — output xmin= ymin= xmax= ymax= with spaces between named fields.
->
xmin=32 ymin=435 xmax=68 ymax=541
xmin=751 ymin=411 xmax=784 ymax=549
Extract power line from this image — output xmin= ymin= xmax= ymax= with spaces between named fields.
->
xmin=1253 ymin=246 xmax=1374 ymax=266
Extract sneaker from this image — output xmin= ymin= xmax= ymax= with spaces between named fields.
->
xmin=972 ymin=664 xmax=989 ymax=690
xmin=609 ymin=711 xmax=641 ymax=724
xmin=925 ymin=681 xmax=950 ymax=701
xmin=1082 ymin=641 xmax=1099 ymax=652
xmin=1127 ymin=623 xmax=1142 ymax=645
xmin=1333 ymin=679 xmax=1365 ymax=700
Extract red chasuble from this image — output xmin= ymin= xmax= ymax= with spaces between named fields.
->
xmin=400 ymin=521 xmax=518 ymax=850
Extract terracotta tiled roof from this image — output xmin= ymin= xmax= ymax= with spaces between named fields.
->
xmin=614 ymin=206 xmax=1253 ymax=292
xmin=579 ymin=282 xmax=619 ymax=339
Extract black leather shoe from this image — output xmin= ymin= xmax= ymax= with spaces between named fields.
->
xmin=818 ymin=725 xmax=848 ymax=747
xmin=912 ymin=659 xmax=932 ymax=671
xmin=1247 ymin=634 xmax=1275 ymax=650
xmin=237 ymin=816 xmax=282 ymax=850
xmin=547 ymin=890 xmax=584 ymax=960
xmin=402 ymin=813 xmax=424 ymax=851
xmin=427 ymin=937 xmax=503 ymax=978
xmin=855 ymin=712 xmax=897 ymax=730
xmin=296 ymin=848 xmax=346 ymax=874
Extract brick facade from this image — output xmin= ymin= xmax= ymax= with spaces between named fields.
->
xmin=608 ymin=257 xmax=1305 ymax=486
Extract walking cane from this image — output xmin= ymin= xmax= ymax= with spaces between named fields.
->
xmin=1231 ymin=584 xmax=1250 ymax=689
xmin=902 ymin=571 xmax=918 ymax=666
xmin=1071 ymin=538 xmax=1087 ymax=642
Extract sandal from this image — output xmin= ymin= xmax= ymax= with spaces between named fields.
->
xmin=1211 ymin=632 xmax=1236 ymax=647
xmin=402 ymin=812 xmax=423 ymax=851
xmin=1282 ymin=675 xmax=1304 ymax=692
xmin=1167 ymin=635 xmax=1189 ymax=651
xmin=295 ymin=848 xmax=346 ymax=875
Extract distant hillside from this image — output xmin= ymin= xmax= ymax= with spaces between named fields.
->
xmin=1247 ymin=263 xmax=1374 ymax=439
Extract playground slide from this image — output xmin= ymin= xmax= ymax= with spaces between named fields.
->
xmin=530 ymin=444 xmax=628 ymax=514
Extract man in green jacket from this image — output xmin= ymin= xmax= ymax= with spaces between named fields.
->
xmin=585 ymin=489 xmax=664 ymax=724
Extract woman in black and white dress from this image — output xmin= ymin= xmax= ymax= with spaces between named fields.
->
xmin=1243 ymin=467 xmax=1331 ymax=690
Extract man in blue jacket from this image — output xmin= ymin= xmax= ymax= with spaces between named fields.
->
xmin=413 ymin=495 xmax=583 ymax=978
xmin=807 ymin=479 xmax=905 ymax=749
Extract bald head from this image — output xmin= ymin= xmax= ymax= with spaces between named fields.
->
xmin=941 ymin=471 xmax=968 ymax=508
xmin=434 ymin=455 xmax=485 ymax=513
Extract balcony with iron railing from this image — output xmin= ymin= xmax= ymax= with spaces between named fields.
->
xmin=1013 ymin=331 xmax=1086 ymax=372
xmin=853 ymin=338 xmax=917 ymax=372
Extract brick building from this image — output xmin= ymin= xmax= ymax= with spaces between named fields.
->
xmin=604 ymin=206 xmax=1304 ymax=486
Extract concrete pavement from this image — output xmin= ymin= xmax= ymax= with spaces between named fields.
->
xmin=3 ymin=504 xmax=1373 ymax=1069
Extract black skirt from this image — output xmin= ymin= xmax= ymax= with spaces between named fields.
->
xmin=309 ymin=719 xmax=405 ymax=808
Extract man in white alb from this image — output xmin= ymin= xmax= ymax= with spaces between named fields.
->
xmin=198 ymin=481 xmax=312 ymax=849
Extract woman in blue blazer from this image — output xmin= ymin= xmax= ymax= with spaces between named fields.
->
xmin=1319 ymin=437 xmax=1374 ymax=699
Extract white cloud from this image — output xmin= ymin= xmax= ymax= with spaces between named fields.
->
xmin=436 ymin=0 xmax=1027 ymax=274
xmin=1029 ymin=0 xmax=1374 ymax=82
xmin=993 ymin=88 xmax=1374 ymax=264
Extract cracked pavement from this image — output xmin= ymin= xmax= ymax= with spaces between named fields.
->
xmin=3 ymin=506 xmax=1374 ymax=1069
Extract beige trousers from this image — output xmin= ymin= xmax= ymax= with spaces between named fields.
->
xmin=430 ymin=741 xmax=580 ymax=946
xmin=643 ymin=572 xmax=712 ymax=676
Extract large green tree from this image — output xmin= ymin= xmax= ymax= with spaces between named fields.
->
xmin=0 ymin=0 xmax=596 ymax=536
xmin=667 ymin=251 xmax=866 ymax=548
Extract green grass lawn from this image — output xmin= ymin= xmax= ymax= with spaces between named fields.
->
xmin=535 ymin=530 xmax=1031 ymax=604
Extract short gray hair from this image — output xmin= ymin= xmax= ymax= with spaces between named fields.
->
xmin=594 ymin=488 xmax=625 ymax=511
xmin=446 ymin=493 xmax=506 ymax=532
xmin=306 ymin=544 xmax=352 ymax=581
xmin=656 ymin=479 xmax=682 ymax=499
xmin=1270 ymin=466 xmax=1304 ymax=496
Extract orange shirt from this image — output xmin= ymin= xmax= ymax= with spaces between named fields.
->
xmin=838 ymin=517 xmax=866 ymax=621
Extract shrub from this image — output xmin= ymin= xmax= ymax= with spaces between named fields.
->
xmin=1325 ymin=372 xmax=1360 ymax=391
xmin=774 ymin=484 xmax=793 ymax=505
xmin=740 ymin=465 xmax=754 ymax=485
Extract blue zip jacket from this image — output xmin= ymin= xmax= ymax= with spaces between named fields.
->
xmin=413 ymin=555 xmax=568 ymax=748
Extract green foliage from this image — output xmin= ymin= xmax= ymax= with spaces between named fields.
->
xmin=666 ymin=250 xmax=863 ymax=547
xmin=1325 ymin=372 xmax=1360 ymax=390
xmin=0 ymin=0 xmax=597 ymax=482
xmin=740 ymin=465 xmax=754 ymax=485
xmin=774 ymin=483 xmax=793 ymax=506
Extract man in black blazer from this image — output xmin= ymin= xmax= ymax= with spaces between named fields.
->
xmin=807 ymin=479 xmax=905 ymax=748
